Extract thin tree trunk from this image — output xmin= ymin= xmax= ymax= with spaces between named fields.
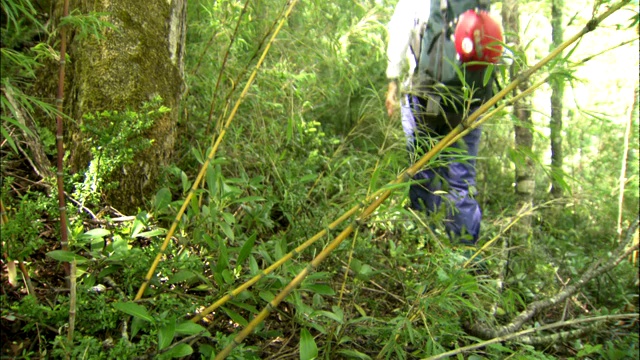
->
xmin=550 ymin=0 xmax=565 ymax=198
xmin=503 ymin=0 xmax=535 ymax=219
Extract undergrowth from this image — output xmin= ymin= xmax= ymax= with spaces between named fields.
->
xmin=1 ymin=0 xmax=638 ymax=359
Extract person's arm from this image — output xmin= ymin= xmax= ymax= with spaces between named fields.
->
xmin=385 ymin=0 xmax=413 ymax=117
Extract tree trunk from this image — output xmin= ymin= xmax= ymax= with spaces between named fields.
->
xmin=50 ymin=1 xmax=187 ymax=213
xmin=502 ymin=0 xmax=535 ymax=211
xmin=550 ymin=0 xmax=565 ymax=198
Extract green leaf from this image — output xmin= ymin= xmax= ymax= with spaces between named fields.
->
xmin=302 ymin=284 xmax=335 ymax=296
xmin=219 ymin=221 xmax=234 ymax=241
xmin=221 ymin=307 xmax=248 ymax=327
xmin=336 ymin=349 xmax=371 ymax=359
xmin=299 ymin=173 xmax=317 ymax=183
xmin=82 ymin=228 xmax=110 ymax=238
xmin=46 ymin=250 xmax=89 ymax=264
xmin=259 ymin=290 xmax=275 ymax=303
xmin=237 ymin=233 xmax=256 ymax=265
xmin=175 ymin=321 xmax=209 ymax=336
xmin=206 ymin=166 xmax=218 ymax=197
xmin=167 ymin=270 xmax=197 ymax=285
xmin=231 ymin=196 xmax=265 ymax=204
xmin=158 ymin=320 xmax=176 ymax=350
xmin=483 ymin=64 xmax=494 ymax=87
xmin=315 ymin=310 xmax=343 ymax=324
xmin=161 ymin=344 xmax=193 ymax=359
xmin=113 ymin=302 xmax=155 ymax=323
xmin=299 ymin=328 xmax=318 ymax=360
xmin=135 ymin=229 xmax=167 ymax=238
xmin=216 ymin=238 xmax=228 ymax=273
xmin=154 ymin=188 xmax=172 ymax=212
xmin=131 ymin=316 xmax=146 ymax=338
xmin=180 ymin=171 xmax=191 ymax=194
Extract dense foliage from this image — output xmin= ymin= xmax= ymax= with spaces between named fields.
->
xmin=1 ymin=0 xmax=638 ymax=359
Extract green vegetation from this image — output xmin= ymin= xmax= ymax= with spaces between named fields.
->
xmin=0 ymin=0 xmax=638 ymax=359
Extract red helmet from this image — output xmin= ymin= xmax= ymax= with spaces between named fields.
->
xmin=454 ymin=10 xmax=504 ymax=65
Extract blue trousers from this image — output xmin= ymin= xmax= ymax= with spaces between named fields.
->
xmin=402 ymin=95 xmax=482 ymax=245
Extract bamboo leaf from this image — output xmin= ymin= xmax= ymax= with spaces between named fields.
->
xmin=154 ymin=188 xmax=172 ymax=212
xmin=46 ymin=250 xmax=89 ymax=264
xmin=135 ymin=229 xmax=167 ymax=238
xmin=301 ymin=284 xmax=335 ymax=296
xmin=167 ymin=270 xmax=197 ymax=285
xmin=219 ymin=221 xmax=234 ymax=241
xmin=82 ymin=228 xmax=110 ymax=238
xmin=113 ymin=302 xmax=155 ymax=323
xmin=237 ymin=233 xmax=256 ymax=265
xmin=158 ymin=320 xmax=176 ymax=350
xmin=336 ymin=349 xmax=371 ymax=359
xmin=299 ymin=328 xmax=318 ymax=360
xmin=161 ymin=344 xmax=193 ymax=359
xmin=221 ymin=306 xmax=248 ymax=327
xmin=483 ymin=64 xmax=494 ymax=87
xmin=175 ymin=321 xmax=209 ymax=336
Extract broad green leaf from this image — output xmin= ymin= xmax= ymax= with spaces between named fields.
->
xmin=113 ymin=302 xmax=155 ymax=323
xmin=191 ymin=146 xmax=203 ymax=164
xmin=315 ymin=310 xmax=343 ymax=324
xmin=221 ymin=307 xmax=248 ymax=327
xmin=158 ymin=320 xmax=176 ymax=350
xmin=259 ymin=290 xmax=275 ymax=303
xmin=215 ymin=238 xmax=228 ymax=273
xmin=83 ymin=228 xmax=110 ymax=238
xmin=237 ymin=233 xmax=256 ymax=265
xmin=46 ymin=250 xmax=89 ymax=264
xmin=336 ymin=349 xmax=371 ymax=359
xmin=154 ymin=188 xmax=172 ymax=211
xmin=175 ymin=321 xmax=209 ymax=336
xmin=299 ymin=328 xmax=318 ymax=360
xmin=167 ymin=270 xmax=197 ymax=285
xmin=302 ymin=284 xmax=335 ymax=296
xmin=206 ymin=165 xmax=220 ymax=197
xmin=219 ymin=221 xmax=234 ymax=241
xmin=180 ymin=171 xmax=190 ymax=194
xmin=161 ymin=343 xmax=193 ymax=359
xmin=131 ymin=316 xmax=146 ymax=338
xmin=483 ymin=63 xmax=494 ymax=87
xmin=135 ymin=229 xmax=167 ymax=238
xmin=231 ymin=196 xmax=265 ymax=204
xmin=299 ymin=173 xmax=317 ymax=183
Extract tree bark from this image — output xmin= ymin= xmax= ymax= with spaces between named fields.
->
xmin=48 ymin=1 xmax=187 ymax=213
xmin=502 ymin=0 xmax=535 ymax=215
xmin=550 ymin=0 xmax=565 ymax=198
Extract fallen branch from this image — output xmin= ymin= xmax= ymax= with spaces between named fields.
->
xmin=467 ymin=218 xmax=639 ymax=339
xmin=424 ymin=313 xmax=639 ymax=360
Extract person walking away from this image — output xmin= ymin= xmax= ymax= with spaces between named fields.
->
xmin=385 ymin=0 xmax=504 ymax=245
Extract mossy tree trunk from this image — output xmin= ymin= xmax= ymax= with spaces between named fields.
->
xmin=52 ymin=1 xmax=187 ymax=213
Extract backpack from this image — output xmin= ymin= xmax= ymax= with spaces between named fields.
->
xmin=411 ymin=0 xmax=493 ymax=128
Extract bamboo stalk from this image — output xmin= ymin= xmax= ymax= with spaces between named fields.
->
xmin=213 ymin=1 xmax=632 ymax=356
xmin=134 ymin=0 xmax=302 ymax=301
xmin=203 ymin=0 xmax=250 ymax=138
xmin=55 ymin=0 xmax=71 ymax=277
xmin=17 ymin=260 xmax=37 ymax=301
xmin=67 ymin=260 xmax=77 ymax=346
xmin=616 ymin=86 xmax=637 ymax=241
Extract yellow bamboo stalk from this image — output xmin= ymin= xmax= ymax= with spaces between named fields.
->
xmin=213 ymin=1 xmax=631 ymax=356
xmin=134 ymin=0 xmax=301 ymax=301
